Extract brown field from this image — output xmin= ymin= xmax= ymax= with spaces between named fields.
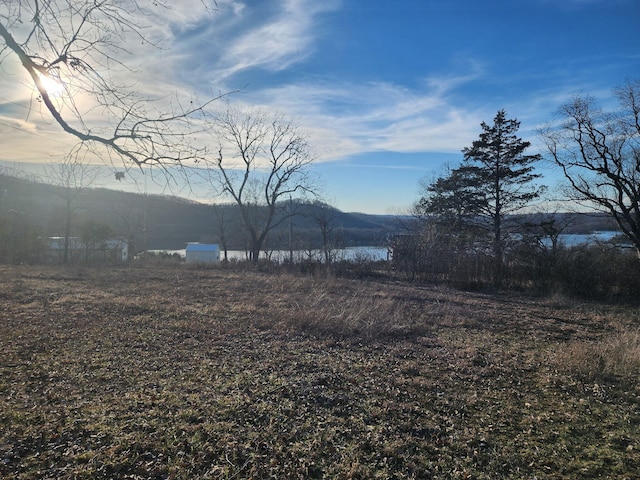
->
xmin=1 ymin=264 xmax=639 ymax=479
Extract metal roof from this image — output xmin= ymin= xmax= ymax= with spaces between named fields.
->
xmin=185 ymin=243 xmax=219 ymax=252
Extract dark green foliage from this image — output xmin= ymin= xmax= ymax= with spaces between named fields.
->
xmin=418 ymin=167 xmax=484 ymax=227
xmin=418 ymin=110 xmax=545 ymax=287
xmin=461 ymin=110 xmax=544 ymax=216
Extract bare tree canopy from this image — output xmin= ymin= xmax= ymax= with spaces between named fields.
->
xmin=46 ymin=153 xmax=99 ymax=263
xmin=541 ymin=79 xmax=640 ymax=255
xmin=0 ymin=0 xmax=219 ymax=168
xmin=206 ymin=107 xmax=317 ymax=261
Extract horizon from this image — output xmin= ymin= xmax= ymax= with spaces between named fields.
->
xmin=1 ymin=1 xmax=638 ymax=214
xmin=0 ymin=160 xmax=622 ymax=221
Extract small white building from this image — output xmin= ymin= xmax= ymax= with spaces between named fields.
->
xmin=185 ymin=243 xmax=220 ymax=264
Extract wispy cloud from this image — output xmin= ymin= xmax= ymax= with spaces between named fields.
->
xmin=0 ymin=115 xmax=40 ymax=135
xmin=0 ymin=2 xmax=546 ymax=166
xmin=181 ymin=0 xmax=341 ymax=84
xmin=239 ymin=66 xmax=488 ymax=162
xmin=0 ymin=115 xmax=75 ymax=162
xmin=1 ymin=0 xmax=631 ymax=178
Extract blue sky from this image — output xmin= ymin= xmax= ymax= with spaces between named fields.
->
xmin=1 ymin=0 xmax=639 ymax=213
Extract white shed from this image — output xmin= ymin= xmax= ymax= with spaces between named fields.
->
xmin=185 ymin=243 xmax=220 ymax=264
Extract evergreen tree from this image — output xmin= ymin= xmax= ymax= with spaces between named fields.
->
xmin=418 ymin=166 xmax=484 ymax=229
xmin=420 ymin=110 xmax=545 ymax=286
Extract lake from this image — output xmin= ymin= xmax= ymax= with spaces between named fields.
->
xmin=151 ymin=246 xmax=389 ymax=262
xmin=150 ymin=232 xmax=625 ymax=262
xmin=544 ymin=231 xmax=622 ymax=247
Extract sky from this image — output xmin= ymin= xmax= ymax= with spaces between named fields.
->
xmin=1 ymin=0 xmax=639 ymax=214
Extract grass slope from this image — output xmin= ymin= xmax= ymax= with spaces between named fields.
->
xmin=1 ymin=265 xmax=639 ymax=479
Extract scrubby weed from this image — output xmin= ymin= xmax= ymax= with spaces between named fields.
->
xmin=288 ymin=282 xmax=410 ymax=339
xmin=541 ymin=290 xmax=583 ymax=310
xmin=262 ymin=274 xmax=473 ymax=340
xmin=552 ymin=329 xmax=640 ymax=382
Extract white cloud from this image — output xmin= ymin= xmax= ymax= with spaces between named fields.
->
xmin=206 ymin=0 xmax=340 ymax=82
xmin=3 ymin=0 xmax=613 ymax=172
xmin=237 ymin=68 xmax=489 ymax=162
xmin=0 ymin=115 xmax=40 ymax=135
xmin=139 ymin=1 xmax=234 ymax=42
xmin=0 ymin=116 xmax=74 ymax=162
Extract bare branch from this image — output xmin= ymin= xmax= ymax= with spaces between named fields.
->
xmin=203 ymin=106 xmax=318 ymax=261
xmin=0 ymin=1 xmax=229 ymax=169
xmin=540 ymin=81 xmax=640 ymax=255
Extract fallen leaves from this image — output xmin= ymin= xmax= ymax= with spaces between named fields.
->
xmin=0 ymin=265 xmax=638 ymax=478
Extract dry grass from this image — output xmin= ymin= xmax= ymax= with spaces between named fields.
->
xmin=1 ymin=265 xmax=639 ymax=479
xmin=552 ymin=330 xmax=640 ymax=381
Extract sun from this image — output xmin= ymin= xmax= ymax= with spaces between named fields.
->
xmin=38 ymin=74 xmax=66 ymax=98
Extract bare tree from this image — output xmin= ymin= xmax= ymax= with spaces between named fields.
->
xmin=46 ymin=153 xmax=99 ymax=264
xmin=111 ymin=193 xmax=145 ymax=261
xmin=0 ymin=1 xmax=221 ymax=169
xmin=541 ymin=80 xmax=640 ymax=257
xmin=78 ymin=218 xmax=112 ymax=264
xmin=212 ymin=203 xmax=236 ymax=261
xmin=207 ymin=107 xmax=317 ymax=261
xmin=311 ymin=201 xmax=342 ymax=265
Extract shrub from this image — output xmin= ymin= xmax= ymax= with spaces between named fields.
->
xmin=550 ymin=246 xmax=640 ymax=300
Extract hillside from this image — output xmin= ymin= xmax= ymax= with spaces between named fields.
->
xmin=0 ymin=174 xmax=402 ymax=252
xmin=0 ymin=173 xmax=621 ymax=254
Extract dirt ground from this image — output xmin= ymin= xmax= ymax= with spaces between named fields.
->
xmin=1 ymin=265 xmax=639 ymax=479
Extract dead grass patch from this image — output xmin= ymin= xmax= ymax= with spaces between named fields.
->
xmin=552 ymin=329 xmax=640 ymax=382
xmin=1 ymin=265 xmax=639 ymax=479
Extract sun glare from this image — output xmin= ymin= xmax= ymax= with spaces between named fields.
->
xmin=39 ymin=74 xmax=66 ymax=98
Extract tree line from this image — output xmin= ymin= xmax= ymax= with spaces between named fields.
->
xmin=0 ymin=171 xmax=397 ymax=265
xmin=394 ymin=80 xmax=640 ymax=299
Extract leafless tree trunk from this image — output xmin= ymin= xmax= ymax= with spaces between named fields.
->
xmin=111 ymin=194 xmax=145 ymax=262
xmin=312 ymin=202 xmax=341 ymax=265
xmin=46 ymin=153 xmax=99 ymax=264
xmin=540 ymin=80 xmax=640 ymax=257
xmin=212 ymin=204 xmax=231 ymax=261
xmin=205 ymin=107 xmax=318 ymax=262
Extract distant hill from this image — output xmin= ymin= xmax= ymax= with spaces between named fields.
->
xmin=0 ymin=173 xmax=404 ymax=253
xmin=0 ymin=173 xmax=620 ymax=255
